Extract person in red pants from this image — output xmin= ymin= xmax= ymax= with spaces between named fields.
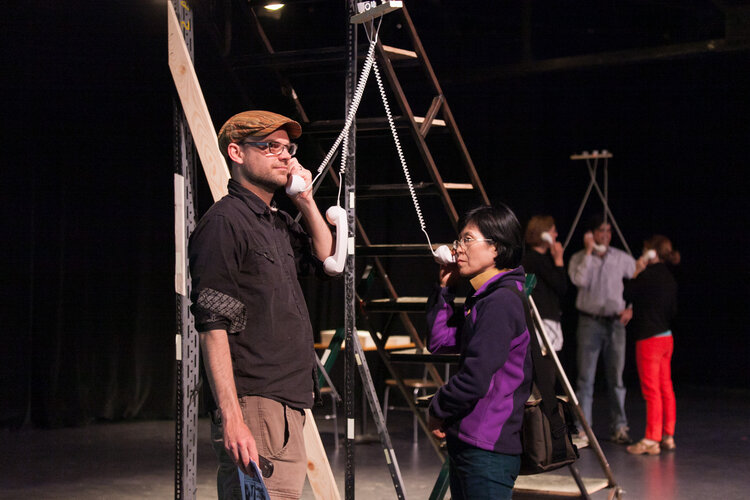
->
xmin=624 ymin=235 xmax=681 ymax=455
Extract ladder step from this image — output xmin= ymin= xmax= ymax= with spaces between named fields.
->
xmin=365 ymin=296 xmax=465 ymax=313
xmin=313 ymin=182 xmax=473 ymax=199
xmin=414 ymin=116 xmax=446 ymax=127
xmin=306 ymin=116 xmax=445 ymax=135
xmin=232 ymin=45 xmax=420 ymax=72
xmin=306 ymin=117 xmax=412 ymax=135
xmin=382 ymin=45 xmax=418 ymax=60
xmin=356 ymin=244 xmax=449 ymax=257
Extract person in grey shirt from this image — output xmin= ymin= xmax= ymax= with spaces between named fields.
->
xmin=568 ymin=214 xmax=635 ymax=446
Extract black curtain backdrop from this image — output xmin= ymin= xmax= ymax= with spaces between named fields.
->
xmin=2 ymin=1 xmax=748 ymax=429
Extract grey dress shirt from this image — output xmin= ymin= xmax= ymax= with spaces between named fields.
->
xmin=568 ymin=246 xmax=635 ymax=316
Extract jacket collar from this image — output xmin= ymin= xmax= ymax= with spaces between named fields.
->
xmin=469 ymin=267 xmax=502 ymax=291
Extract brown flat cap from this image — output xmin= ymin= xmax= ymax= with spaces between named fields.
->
xmin=218 ymin=110 xmax=302 ymax=153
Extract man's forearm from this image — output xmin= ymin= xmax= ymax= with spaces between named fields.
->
xmin=296 ymin=198 xmax=334 ymax=260
xmin=199 ymin=329 xmax=243 ymax=425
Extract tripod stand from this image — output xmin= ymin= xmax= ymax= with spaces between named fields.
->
xmin=563 ymin=150 xmax=632 ymax=257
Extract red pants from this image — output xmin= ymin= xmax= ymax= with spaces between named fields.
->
xmin=636 ymin=335 xmax=676 ymax=441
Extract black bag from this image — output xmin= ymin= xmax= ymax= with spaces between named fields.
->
xmin=505 ymin=285 xmax=579 ymax=475
xmin=520 ymin=395 xmax=579 ymax=475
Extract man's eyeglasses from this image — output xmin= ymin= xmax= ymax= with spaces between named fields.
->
xmin=452 ymin=236 xmax=494 ymax=251
xmin=241 ymin=141 xmax=298 ymax=157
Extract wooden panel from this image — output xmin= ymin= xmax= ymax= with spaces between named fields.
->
xmin=167 ymin=1 xmax=229 ymax=202
xmin=303 ymin=409 xmax=341 ymax=500
xmin=515 ymin=473 xmax=609 ymax=496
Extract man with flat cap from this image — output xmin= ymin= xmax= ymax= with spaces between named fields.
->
xmin=189 ymin=110 xmax=335 ymax=499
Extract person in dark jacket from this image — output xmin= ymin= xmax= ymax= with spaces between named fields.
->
xmin=427 ymin=204 xmax=533 ymax=500
xmin=624 ymin=235 xmax=680 ymax=455
xmin=189 ymin=110 xmax=335 ymax=499
xmin=522 ymin=215 xmax=568 ymax=352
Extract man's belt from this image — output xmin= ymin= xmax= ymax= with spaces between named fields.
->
xmin=580 ymin=311 xmax=619 ymax=322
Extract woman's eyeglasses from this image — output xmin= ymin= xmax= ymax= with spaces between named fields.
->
xmin=452 ymin=236 xmax=494 ymax=251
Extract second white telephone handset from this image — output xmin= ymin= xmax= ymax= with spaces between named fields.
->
xmin=644 ymin=249 xmax=657 ymax=261
xmin=541 ymin=232 xmax=554 ymax=245
xmin=323 ymin=206 xmax=347 ymax=276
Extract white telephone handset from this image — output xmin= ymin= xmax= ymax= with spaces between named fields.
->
xmin=433 ymin=244 xmax=456 ymax=265
xmin=644 ymin=249 xmax=657 ymax=261
xmin=323 ymin=205 xmax=347 ymax=276
xmin=585 ymin=231 xmax=607 ymax=253
xmin=285 ymin=174 xmax=307 ymax=196
xmin=541 ymin=231 xmax=554 ymax=245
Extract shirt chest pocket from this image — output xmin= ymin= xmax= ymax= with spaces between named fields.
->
xmin=241 ymin=246 xmax=279 ymax=282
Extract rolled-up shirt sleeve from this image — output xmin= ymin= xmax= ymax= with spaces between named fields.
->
xmin=189 ymin=214 xmax=246 ymax=333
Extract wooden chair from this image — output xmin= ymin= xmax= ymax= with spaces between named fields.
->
xmin=382 ymin=366 xmax=446 ymax=444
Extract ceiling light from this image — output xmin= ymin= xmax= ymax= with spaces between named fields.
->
xmin=264 ymin=3 xmax=284 ymax=11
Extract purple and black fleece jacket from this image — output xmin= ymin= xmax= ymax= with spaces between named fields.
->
xmin=427 ymin=267 xmax=533 ymax=455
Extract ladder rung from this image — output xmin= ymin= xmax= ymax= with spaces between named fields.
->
xmin=443 ymin=183 xmax=473 ymax=190
xmin=414 ymin=116 xmax=446 ymax=126
xmin=233 ymin=44 xmax=419 ymax=72
xmin=382 ymin=45 xmax=417 ymax=60
xmin=306 ymin=117 xmax=410 ymax=135
xmin=305 ymin=116 xmax=446 ymax=135
xmin=365 ymin=296 xmax=465 ymax=313
xmin=356 ymin=244 xmax=449 ymax=257
xmin=313 ymin=183 xmax=474 ymax=199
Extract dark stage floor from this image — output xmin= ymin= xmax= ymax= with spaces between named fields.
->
xmin=1 ymin=387 xmax=749 ymax=499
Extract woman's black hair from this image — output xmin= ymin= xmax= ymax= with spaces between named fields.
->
xmin=459 ymin=204 xmax=524 ymax=269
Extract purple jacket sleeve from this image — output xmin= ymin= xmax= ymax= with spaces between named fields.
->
xmin=430 ymin=288 xmax=525 ymax=420
xmin=426 ymin=286 xmax=461 ymax=354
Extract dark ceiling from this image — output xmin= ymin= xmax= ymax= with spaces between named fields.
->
xmin=186 ymin=0 xmax=750 ymax=134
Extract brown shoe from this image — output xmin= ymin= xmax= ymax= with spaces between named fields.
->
xmin=661 ymin=435 xmax=676 ymax=451
xmin=627 ymin=439 xmax=661 ymax=455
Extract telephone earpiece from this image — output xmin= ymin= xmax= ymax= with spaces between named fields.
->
xmin=286 ymin=174 xmax=307 ymax=196
xmin=323 ymin=205 xmax=347 ymax=276
xmin=541 ymin=232 xmax=554 ymax=245
xmin=433 ymin=245 xmax=456 ymax=265
xmin=644 ymin=249 xmax=657 ymax=261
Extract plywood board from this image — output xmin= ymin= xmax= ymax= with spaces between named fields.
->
xmin=515 ymin=473 xmax=609 ymax=496
xmin=167 ymin=1 xmax=229 ymax=202
xmin=303 ymin=409 xmax=341 ymax=500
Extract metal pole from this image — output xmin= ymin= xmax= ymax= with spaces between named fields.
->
xmin=172 ymin=2 xmax=199 ymax=498
xmin=344 ymin=2 xmax=357 ymax=497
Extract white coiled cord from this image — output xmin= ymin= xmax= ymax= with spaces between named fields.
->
xmin=306 ymin=31 xmax=379 ymax=207
xmin=372 ymin=58 xmax=438 ymax=254
xmin=304 ymin=19 xmax=445 ymax=261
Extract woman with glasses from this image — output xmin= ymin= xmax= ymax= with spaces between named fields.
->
xmin=426 ymin=204 xmax=533 ymax=500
